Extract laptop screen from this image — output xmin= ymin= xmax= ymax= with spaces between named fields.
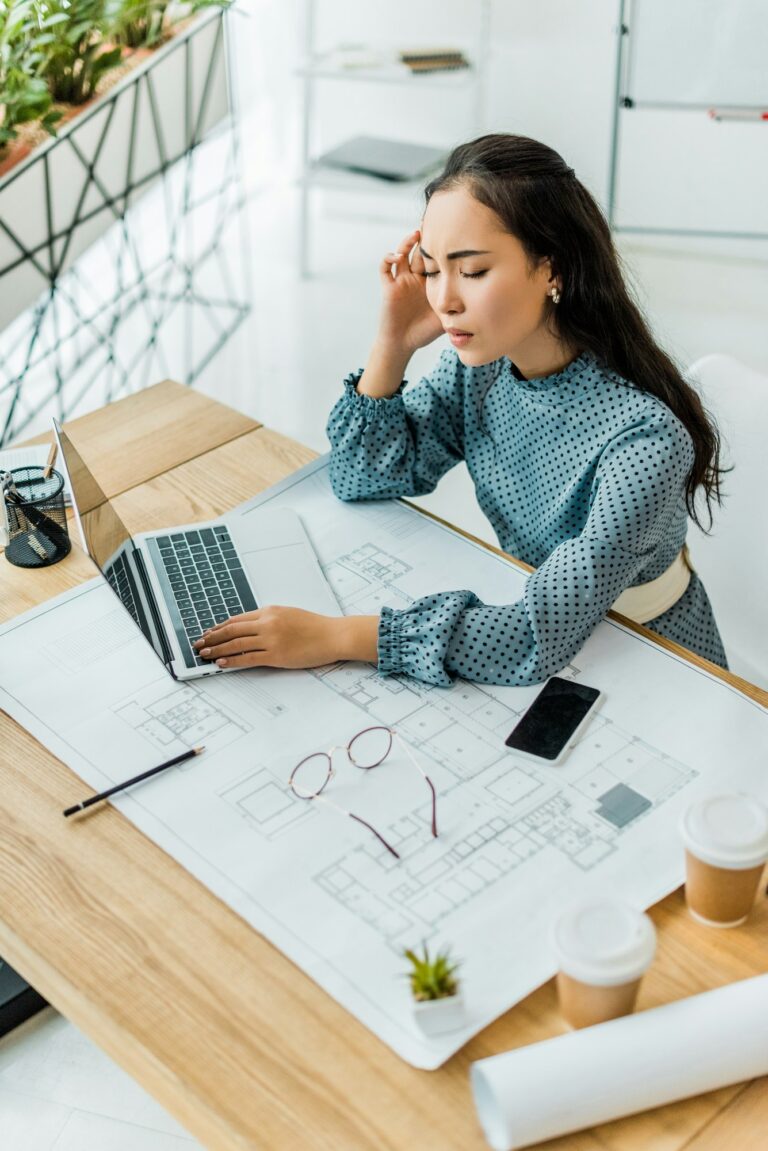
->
xmin=53 ymin=420 xmax=168 ymax=667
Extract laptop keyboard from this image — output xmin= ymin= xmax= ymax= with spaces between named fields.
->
xmin=155 ymin=526 xmax=258 ymax=662
xmin=107 ymin=552 xmax=146 ymax=629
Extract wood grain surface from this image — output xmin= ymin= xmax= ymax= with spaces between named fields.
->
xmin=19 ymin=380 xmax=259 ymax=498
xmin=1 ymin=384 xmax=765 ymax=1151
xmin=681 ymin=1079 xmax=768 ymax=1151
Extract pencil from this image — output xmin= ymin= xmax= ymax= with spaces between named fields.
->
xmin=42 ymin=442 xmax=57 ymax=479
xmin=63 ymin=746 xmax=205 ymax=817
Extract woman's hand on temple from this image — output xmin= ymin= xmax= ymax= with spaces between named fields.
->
xmin=376 ymin=228 xmax=444 ymax=355
xmin=193 ymin=607 xmax=379 ymax=670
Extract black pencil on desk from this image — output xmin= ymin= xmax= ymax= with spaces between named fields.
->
xmin=63 ymin=746 xmax=205 ymax=817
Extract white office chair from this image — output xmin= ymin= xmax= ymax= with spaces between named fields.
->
xmin=686 ymin=354 xmax=768 ymax=689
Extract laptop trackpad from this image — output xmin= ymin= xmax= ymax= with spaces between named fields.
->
xmin=241 ymin=542 xmax=338 ymax=614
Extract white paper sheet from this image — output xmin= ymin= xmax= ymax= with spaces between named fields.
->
xmin=1 ymin=457 xmax=766 ymax=1068
xmin=471 ymin=974 xmax=768 ymax=1150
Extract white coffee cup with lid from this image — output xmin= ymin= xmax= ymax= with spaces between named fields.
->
xmin=680 ymin=793 xmax=768 ymax=927
xmin=552 ymin=897 xmax=656 ymax=1028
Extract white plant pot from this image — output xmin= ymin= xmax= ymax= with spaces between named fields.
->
xmin=412 ymin=991 xmax=466 ymax=1037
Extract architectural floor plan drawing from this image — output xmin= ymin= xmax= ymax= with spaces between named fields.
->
xmin=325 ymin=543 xmax=414 ymax=615
xmin=1 ymin=457 xmax=767 ymax=1069
xmin=220 ymin=764 xmax=311 ymax=839
xmin=114 ymin=680 xmax=252 ymax=753
xmin=296 ymin=659 xmax=698 ymax=959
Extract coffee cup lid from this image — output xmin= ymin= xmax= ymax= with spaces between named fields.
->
xmin=680 ymin=793 xmax=768 ymax=870
xmin=552 ymin=898 xmax=656 ymax=986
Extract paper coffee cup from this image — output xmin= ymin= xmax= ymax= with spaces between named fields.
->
xmin=552 ymin=898 xmax=656 ymax=1029
xmin=680 ymin=794 xmax=768 ymax=927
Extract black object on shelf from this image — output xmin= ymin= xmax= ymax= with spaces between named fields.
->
xmin=0 ymin=958 xmax=47 ymax=1037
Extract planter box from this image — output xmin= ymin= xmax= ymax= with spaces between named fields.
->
xmin=0 ymin=8 xmax=231 ymax=333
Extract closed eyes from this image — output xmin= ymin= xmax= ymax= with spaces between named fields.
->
xmin=422 ymin=270 xmax=488 ymax=279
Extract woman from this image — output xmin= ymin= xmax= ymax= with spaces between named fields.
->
xmin=195 ymin=134 xmax=726 ymax=685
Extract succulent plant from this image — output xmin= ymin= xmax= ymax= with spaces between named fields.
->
xmin=404 ymin=942 xmax=461 ymax=1002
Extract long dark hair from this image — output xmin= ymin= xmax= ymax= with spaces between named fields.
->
xmin=425 ymin=134 xmax=723 ymax=528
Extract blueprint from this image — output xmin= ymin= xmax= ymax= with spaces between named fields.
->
xmin=1 ymin=457 xmax=767 ymax=1069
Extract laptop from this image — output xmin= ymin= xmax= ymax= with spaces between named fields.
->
xmin=315 ymin=135 xmax=447 ymax=182
xmin=53 ymin=419 xmax=340 ymax=681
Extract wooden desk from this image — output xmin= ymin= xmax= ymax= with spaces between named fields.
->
xmin=1 ymin=384 xmax=766 ymax=1151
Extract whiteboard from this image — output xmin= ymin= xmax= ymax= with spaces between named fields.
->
xmin=627 ymin=0 xmax=768 ymax=108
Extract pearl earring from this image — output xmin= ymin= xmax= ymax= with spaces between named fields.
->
xmin=550 ymin=287 xmax=561 ymax=305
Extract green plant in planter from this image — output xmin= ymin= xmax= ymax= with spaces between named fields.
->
xmin=404 ymin=943 xmax=461 ymax=1001
xmin=33 ymin=0 xmax=122 ymax=105
xmin=107 ymin=0 xmax=168 ymax=49
xmin=107 ymin=0 xmax=231 ymax=52
xmin=1 ymin=0 xmax=60 ymax=147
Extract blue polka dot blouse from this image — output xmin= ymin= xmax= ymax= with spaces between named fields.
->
xmin=326 ymin=349 xmax=727 ymax=687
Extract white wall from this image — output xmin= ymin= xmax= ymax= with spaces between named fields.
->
xmin=234 ymin=0 xmax=768 ymax=240
xmin=226 ymin=0 xmax=767 ymax=390
xmin=485 ymin=1 xmax=616 ymax=206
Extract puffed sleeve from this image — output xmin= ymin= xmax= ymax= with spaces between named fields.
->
xmin=378 ymin=410 xmax=694 ymax=687
xmin=326 ymin=349 xmax=466 ymax=500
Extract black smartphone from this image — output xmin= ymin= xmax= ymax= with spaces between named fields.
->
xmin=504 ymin=676 xmax=602 ymax=764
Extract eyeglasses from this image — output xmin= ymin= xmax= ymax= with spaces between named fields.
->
xmin=288 ymin=726 xmax=438 ymax=860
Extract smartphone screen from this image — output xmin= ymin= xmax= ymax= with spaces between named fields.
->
xmin=504 ymin=677 xmax=600 ymax=762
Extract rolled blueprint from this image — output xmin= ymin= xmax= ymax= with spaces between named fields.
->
xmin=470 ymin=974 xmax=768 ymax=1151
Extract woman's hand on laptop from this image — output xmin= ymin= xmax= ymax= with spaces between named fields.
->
xmin=194 ymin=607 xmax=379 ymax=669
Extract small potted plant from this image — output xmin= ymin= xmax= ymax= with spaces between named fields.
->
xmin=404 ymin=942 xmax=465 ymax=1037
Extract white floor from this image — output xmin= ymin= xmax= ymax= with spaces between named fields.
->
xmin=1 ymin=110 xmax=767 ymax=1149
xmin=0 ymin=1009 xmax=201 ymax=1150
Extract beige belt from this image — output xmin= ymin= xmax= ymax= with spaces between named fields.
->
xmin=611 ymin=547 xmax=692 ymax=625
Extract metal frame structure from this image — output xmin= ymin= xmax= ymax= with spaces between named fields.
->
xmin=0 ymin=9 xmax=251 ymax=446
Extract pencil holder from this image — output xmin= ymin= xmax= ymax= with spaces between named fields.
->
xmin=4 ymin=466 xmax=71 ymax=568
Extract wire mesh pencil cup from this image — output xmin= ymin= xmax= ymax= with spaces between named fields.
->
xmin=3 ymin=466 xmax=71 ymax=568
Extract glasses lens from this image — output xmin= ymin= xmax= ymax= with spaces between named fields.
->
xmin=348 ymin=726 xmax=392 ymax=769
xmin=291 ymin=753 xmax=332 ymax=798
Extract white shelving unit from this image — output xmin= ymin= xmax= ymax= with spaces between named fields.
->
xmin=298 ymin=0 xmax=491 ymax=276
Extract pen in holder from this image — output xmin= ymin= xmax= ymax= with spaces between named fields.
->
xmin=3 ymin=466 xmax=71 ymax=568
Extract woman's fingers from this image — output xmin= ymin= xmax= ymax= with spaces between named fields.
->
xmin=409 ymin=244 xmax=427 ymax=276
xmin=198 ymin=611 xmax=256 ymax=634
xmin=198 ymin=634 xmax=266 ymax=659
xmin=380 ymin=229 xmax=421 ymax=279
xmin=214 ymin=651 xmax=271 ymax=669
xmin=194 ymin=618 xmax=259 ymax=650
xmin=380 ymin=251 xmax=405 ymax=279
xmin=398 ymin=228 xmax=420 ymax=257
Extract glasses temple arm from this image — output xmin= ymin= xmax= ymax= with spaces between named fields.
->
xmin=395 ymin=733 xmax=439 ymax=838
xmin=348 ymin=813 xmax=401 ymax=860
xmin=424 ymin=775 xmax=438 ymax=838
xmin=313 ymin=793 xmax=401 ymax=860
